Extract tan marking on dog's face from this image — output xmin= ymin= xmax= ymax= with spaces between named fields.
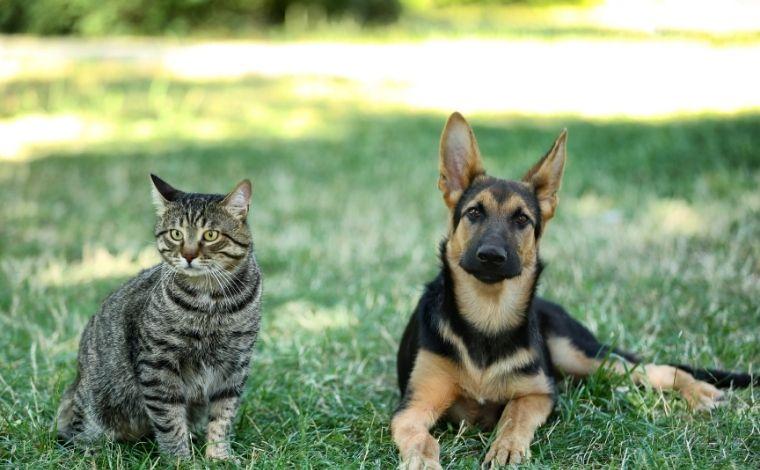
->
xmin=445 ymin=181 xmax=541 ymax=333
xmin=453 ymin=187 xmax=538 ymax=261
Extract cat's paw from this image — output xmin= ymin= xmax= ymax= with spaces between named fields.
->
xmin=205 ymin=443 xmax=233 ymax=460
xmin=165 ymin=446 xmax=192 ymax=460
xmin=682 ymin=381 xmax=725 ymax=411
xmin=484 ymin=436 xmax=531 ymax=466
xmin=158 ymin=437 xmax=192 ymax=459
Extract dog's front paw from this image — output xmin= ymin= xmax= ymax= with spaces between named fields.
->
xmin=484 ymin=437 xmax=531 ymax=466
xmin=401 ymin=451 xmax=443 ymax=470
xmin=399 ymin=433 xmax=441 ymax=470
xmin=682 ymin=381 xmax=725 ymax=411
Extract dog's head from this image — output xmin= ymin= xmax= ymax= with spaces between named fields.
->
xmin=439 ymin=112 xmax=567 ymax=286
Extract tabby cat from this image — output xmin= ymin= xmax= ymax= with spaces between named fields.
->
xmin=56 ymin=174 xmax=263 ymax=460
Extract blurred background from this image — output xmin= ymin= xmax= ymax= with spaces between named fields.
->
xmin=1 ymin=0 xmax=759 ymax=467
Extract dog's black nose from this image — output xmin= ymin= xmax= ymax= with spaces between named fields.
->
xmin=476 ymin=245 xmax=507 ymax=264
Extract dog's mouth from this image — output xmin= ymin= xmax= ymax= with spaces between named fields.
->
xmin=460 ymin=263 xmax=522 ymax=284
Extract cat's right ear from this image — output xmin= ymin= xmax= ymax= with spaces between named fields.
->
xmin=150 ymin=174 xmax=182 ymax=215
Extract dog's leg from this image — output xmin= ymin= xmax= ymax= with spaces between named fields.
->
xmin=621 ymin=363 xmax=724 ymax=410
xmin=391 ymin=350 xmax=458 ymax=470
xmin=547 ymin=336 xmax=723 ymax=410
xmin=484 ymin=393 xmax=553 ymax=466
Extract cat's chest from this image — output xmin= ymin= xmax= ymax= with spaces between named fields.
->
xmin=177 ymin=340 xmax=250 ymax=397
xmin=192 ymin=294 xmax=229 ymax=314
xmin=188 ymin=294 xmax=259 ymax=318
xmin=182 ymin=362 xmax=227 ymax=400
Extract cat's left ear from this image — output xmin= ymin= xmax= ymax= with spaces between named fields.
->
xmin=150 ymin=174 xmax=183 ymax=215
xmin=222 ymin=180 xmax=252 ymax=221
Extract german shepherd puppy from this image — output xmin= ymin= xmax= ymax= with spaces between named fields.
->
xmin=392 ymin=112 xmax=757 ymax=468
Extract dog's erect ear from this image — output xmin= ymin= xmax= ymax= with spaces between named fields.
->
xmin=150 ymin=174 xmax=184 ymax=216
xmin=222 ymin=179 xmax=252 ymax=221
xmin=438 ymin=112 xmax=485 ymax=209
xmin=523 ymin=129 xmax=567 ymax=225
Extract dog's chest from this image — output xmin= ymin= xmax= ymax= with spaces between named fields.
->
xmin=439 ymin=321 xmax=538 ymax=402
xmin=456 ymin=349 xmax=535 ymax=402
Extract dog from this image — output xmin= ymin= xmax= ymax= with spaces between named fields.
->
xmin=391 ymin=112 xmax=757 ymax=468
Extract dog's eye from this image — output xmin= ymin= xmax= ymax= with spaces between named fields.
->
xmin=514 ymin=213 xmax=530 ymax=227
xmin=465 ymin=207 xmax=482 ymax=221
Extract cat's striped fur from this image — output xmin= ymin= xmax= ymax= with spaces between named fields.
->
xmin=56 ymin=175 xmax=262 ymax=460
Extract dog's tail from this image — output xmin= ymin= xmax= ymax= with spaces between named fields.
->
xmin=670 ymin=364 xmax=758 ymax=389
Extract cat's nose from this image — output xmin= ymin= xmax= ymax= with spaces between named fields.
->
xmin=182 ymin=250 xmax=198 ymax=264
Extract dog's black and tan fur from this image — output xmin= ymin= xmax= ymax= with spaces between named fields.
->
xmin=392 ymin=112 xmax=757 ymax=468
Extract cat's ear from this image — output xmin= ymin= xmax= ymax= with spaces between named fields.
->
xmin=222 ymin=180 xmax=252 ymax=221
xmin=150 ymin=174 xmax=183 ymax=215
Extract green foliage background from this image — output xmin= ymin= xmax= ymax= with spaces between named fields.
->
xmin=1 ymin=0 xmax=394 ymax=35
xmin=0 ymin=0 xmax=595 ymax=35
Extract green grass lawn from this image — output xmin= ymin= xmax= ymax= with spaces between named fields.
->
xmin=1 ymin=68 xmax=759 ymax=468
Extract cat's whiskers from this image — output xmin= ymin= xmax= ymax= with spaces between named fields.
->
xmin=210 ymin=264 xmax=247 ymax=305
xmin=208 ymin=269 xmax=228 ymax=301
xmin=211 ymin=261 xmax=247 ymax=292
xmin=145 ymin=265 xmax=172 ymax=310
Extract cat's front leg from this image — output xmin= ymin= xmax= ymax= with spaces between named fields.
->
xmin=137 ymin=359 xmax=191 ymax=458
xmin=204 ymin=382 xmax=244 ymax=460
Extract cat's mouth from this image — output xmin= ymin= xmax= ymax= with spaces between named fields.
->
xmin=172 ymin=260 xmax=212 ymax=277
xmin=179 ymin=267 xmax=208 ymax=276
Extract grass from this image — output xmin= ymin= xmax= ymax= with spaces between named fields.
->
xmin=0 ymin=63 xmax=759 ymax=468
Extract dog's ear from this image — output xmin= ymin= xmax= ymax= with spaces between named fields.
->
xmin=438 ymin=112 xmax=485 ymax=209
xmin=523 ymin=129 xmax=567 ymax=225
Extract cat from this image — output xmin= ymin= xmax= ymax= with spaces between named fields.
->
xmin=55 ymin=174 xmax=263 ymax=460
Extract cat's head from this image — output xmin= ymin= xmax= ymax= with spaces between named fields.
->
xmin=150 ymin=174 xmax=252 ymax=277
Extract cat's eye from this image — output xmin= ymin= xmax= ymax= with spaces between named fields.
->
xmin=203 ymin=230 xmax=219 ymax=242
xmin=169 ymin=229 xmax=183 ymax=241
